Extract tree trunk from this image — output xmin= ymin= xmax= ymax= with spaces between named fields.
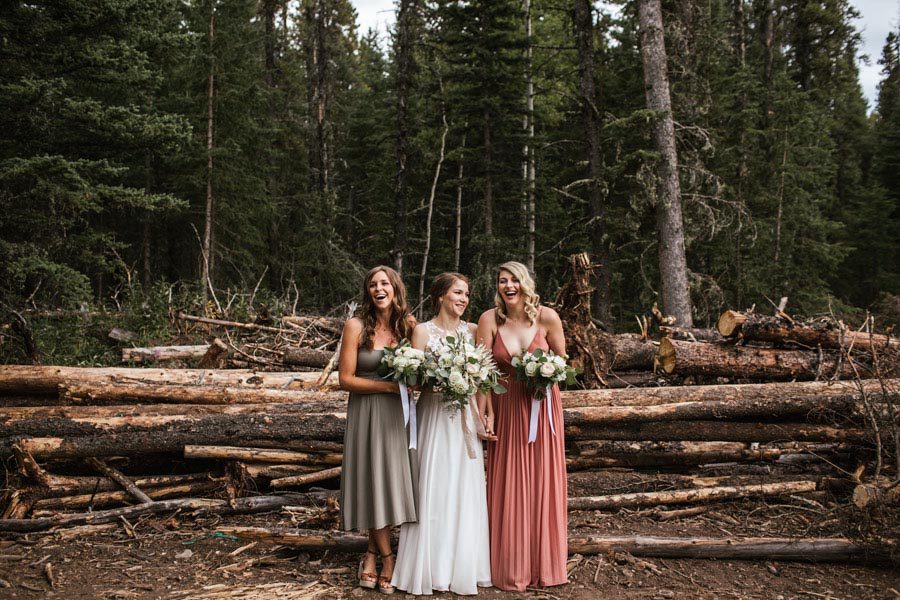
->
xmin=567 ymin=440 xmax=851 ymax=469
xmin=418 ymin=94 xmax=449 ymax=315
xmin=523 ymin=0 xmax=536 ymax=273
xmin=0 ymin=365 xmax=323 ymax=395
xmin=392 ymin=0 xmax=418 ymax=273
xmin=122 ymin=345 xmax=211 ymax=364
xmin=563 ymin=394 xmax=863 ymax=425
xmin=201 ymin=0 xmax=216 ymax=302
xmin=270 ymin=466 xmax=342 ymax=488
xmin=282 ymin=347 xmax=333 ymax=368
xmin=565 ymin=421 xmax=866 ymax=443
xmin=0 ymin=494 xmax=327 ymax=533
xmin=218 ymin=526 xmax=368 ymax=551
xmin=453 ymin=132 xmax=466 ymax=271
xmin=718 ymin=310 xmax=896 ymax=350
xmin=185 ymin=445 xmax=341 ymax=465
xmin=575 ymin=0 xmax=611 ymax=325
xmin=658 ymin=337 xmax=862 ymax=380
xmin=560 ymin=378 xmax=895 ymax=408
xmin=85 ymin=457 xmax=153 ymax=504
xmin=483 ymin=108 xmax=493 ymax=238
xmin=637 ymin=0 xmax=693 ymax=327
xmin=566 ymin=535 xmax=873 ymax=562
xmin=568 ymin=480 xmax=818 ymax=510
xmin=59 ymin=383 xmax=344 ymax=405
xmin=31 ymin=480 xmax=222 ymax=513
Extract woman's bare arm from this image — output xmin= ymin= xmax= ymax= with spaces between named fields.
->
xmin=541 ymin=306 xmax=567 ymax=357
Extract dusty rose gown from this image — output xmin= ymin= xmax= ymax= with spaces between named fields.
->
xmin=486 ymin=325 xmax=568 ymax=592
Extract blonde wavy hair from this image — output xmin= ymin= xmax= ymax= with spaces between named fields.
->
xmin=494 ymin=261 xmax=540 ymax=326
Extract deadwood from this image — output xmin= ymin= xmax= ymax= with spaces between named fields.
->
xmin=59 ymin=382 xmax=343 ymax=404
xmin=718 ymin=310 xmax=895 ymax=350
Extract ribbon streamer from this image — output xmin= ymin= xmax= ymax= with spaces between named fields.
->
xmin=399 ymin=382 xmax=417 ymax=450
xmin=460 ymin=400 xmax=485 ymax=460
xmin=527 ymin=384 xmax=556 ymax=444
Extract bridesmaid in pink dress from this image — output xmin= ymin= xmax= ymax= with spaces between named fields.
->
xmin=475 ymin=261 xmax=568 ymax=592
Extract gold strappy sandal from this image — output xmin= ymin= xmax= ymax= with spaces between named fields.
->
xmin=357 ymin=549 xmax=378 ymax=589
xmin=377 ymin=552 xmax=396 ymax=595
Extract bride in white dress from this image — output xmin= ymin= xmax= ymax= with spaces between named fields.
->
xmin=391 ymin=273 xmax=493 ymax=596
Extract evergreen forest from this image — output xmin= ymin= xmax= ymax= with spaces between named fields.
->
xmin=2 ymin=0 xmax=898 ymax=346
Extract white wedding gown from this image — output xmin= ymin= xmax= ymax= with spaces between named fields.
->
xmin=391 ymin=321 xmax=493 ymax=595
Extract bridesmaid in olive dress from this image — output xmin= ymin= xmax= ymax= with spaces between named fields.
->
xmin=339 ymin=265 xmax=417 ymax=594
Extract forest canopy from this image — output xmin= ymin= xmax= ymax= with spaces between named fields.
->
xmin=1 ymin=0 xmax=897 ymax=328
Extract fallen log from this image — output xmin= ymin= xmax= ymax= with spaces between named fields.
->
xmin=270 ymin=466 xmax=342 ymax=489
xmin=122 ymin=345 xmax=211 ymax=364
xmin=565 ymin=422 xmax=867 ymax=443
xmin=566 ymin=535 xmax=875 ymax=562
xmin=30 ymin=479 xmax=223 ymax=512
xmin=560 ymin=379 xmax=896 ymax=408
xmin=282 ymin=348 xmax=333 ymax=369
xmin=177 ymin=312 xmax=291 ymax=334
xmin=852 ymin=481 xmax=900 ymax=509
xmin=567 ymin=480 xmax=818 ymax=510
xmin=60 ymin=383 xmax=343 ymax=405
xmin=21 ymin=473 xmax=217 ymax=499
xmin=0 ymin=365 xmax=329 ymax=395
xmin=219 ymin=526 xmax=876 ymax=563
xmin=563 ymin=395 xmax=861 ymax=425
xmin=566 ymin=441 xmax=851 ymax=469
xmin=0 ymin=493 xmax=332 ymax=533
xmin=233 ymin=462 xmax=320 ymax=481
xmin=718 ymin=311 xmax=895 ymax=350
xmin=5 ymin=413 xmax=347 ymax=458
xmin=185 ymin=445 xmax=342 ymax=465
xmin=657 ymin=337 xmax=862 ymax=380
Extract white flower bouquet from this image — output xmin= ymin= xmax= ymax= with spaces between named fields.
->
xmin=423 ymin=335 xmax=506 ymax=413
xmin=511 ymin=348 xmax=579 ymax=442
xmin=377 ymin=340 xmax=426 ymax=449
xmin=378 ymin=339 xmax=426 ymax=386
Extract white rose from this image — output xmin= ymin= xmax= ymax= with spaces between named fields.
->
xmin=449 ymin=370 xmax=467 ymax=393
xmin=394 ymin=357 xmax=408 ymax=370
xmin=552 ymin=355 xmax=565 ymax=368
xmin=525 ymin=362 xmax=539 ymax=376
xmin=453 ymin=354 xmax=465 ymax=366
xmin=510 ymin=356 xmax=521 ymax=368
xmin=466 ymin=362 xmax=480 ymax=375
xmin=540 ymin=362 xmax=556 ymax=378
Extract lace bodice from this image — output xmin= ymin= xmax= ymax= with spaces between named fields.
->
xmin=424 ymin=320 xmax=472 ymax=355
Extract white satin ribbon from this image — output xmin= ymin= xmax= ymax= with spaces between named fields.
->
xmin=399 ymin=382 xmax=417 ymax=450
xmin=461 ymin=400 xmax=485 ymax=460
xmin=527 ymin=384 xmax=556 ymax=444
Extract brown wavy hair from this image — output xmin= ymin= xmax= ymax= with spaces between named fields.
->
xmin=357 ymin=265 xmax=414 ymax=349
xmin=429 ymin=272 xmax=470 ymax=317
xmin=495 ymin=261 xmax=540 ymax=326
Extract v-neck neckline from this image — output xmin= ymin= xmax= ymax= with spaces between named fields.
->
xmin=496 ymin=325 xmax=540 ymax=358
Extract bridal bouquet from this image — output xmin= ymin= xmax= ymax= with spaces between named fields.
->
xmin=511 ymin=349 xmax=579 ymax=442
xmin=423 ymin=335 xmax=506 ymax=413
xmin=378 ymin=340 xmax=426 ymax=449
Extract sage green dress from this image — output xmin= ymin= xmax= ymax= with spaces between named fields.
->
xmin=339 ymin=347 xmax=418 ymax=531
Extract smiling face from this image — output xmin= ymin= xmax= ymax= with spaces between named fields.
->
xmin=439 ymin=278 xmax=470 ymax=318
xmin=497 ymin=269 xmax=522 ymax=309
xmin=367 ymin=270 xmax=395 ymax=311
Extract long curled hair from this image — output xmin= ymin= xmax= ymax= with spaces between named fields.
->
xmin=357 ymin=265 xmax=414 ymax=349
xmin=430 ymin=272 xmax=470 ymax=317
xmin=494 ymin=261 xmax=540 ymax=326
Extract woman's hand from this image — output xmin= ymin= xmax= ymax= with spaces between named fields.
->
xmin=479 ymin=412 xmax=497 ymax=441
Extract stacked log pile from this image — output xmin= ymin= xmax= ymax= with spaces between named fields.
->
xmin=120 ymin=313 xmax=346 ymax=371
xmin=553 ymin=254 xmax=898 ymax=388
xmin=1 ymin=364 xmax=896 ymax=538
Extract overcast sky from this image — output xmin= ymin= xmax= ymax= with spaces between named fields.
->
xmin=350 ymin=0 xmax=900 ymax=110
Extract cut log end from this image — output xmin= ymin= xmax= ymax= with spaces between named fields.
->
xmin=717 ymin=310 xmax=747 ymax=337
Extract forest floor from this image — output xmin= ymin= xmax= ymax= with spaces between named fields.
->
xmin=1 ymin=489 xmax=897 ymax=600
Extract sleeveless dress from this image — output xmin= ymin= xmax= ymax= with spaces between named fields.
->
xmin=486 ymin=324 xmax=568 ymax=591
xmin=339 ymin=346 xmax=417 ymax=531
xmin=391 ymin=322 xmax=493 ymax=595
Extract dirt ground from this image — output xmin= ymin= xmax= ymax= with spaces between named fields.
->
xmin=0 ymin=494 xmax=897 ymax=600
